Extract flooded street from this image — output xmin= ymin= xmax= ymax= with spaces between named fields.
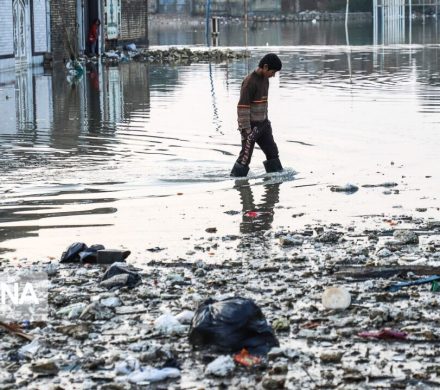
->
xmin=1 ymin=35 xmax=440 ymax=260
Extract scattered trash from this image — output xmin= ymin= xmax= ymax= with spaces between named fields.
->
xmin=335 ymin=265 xmax=440 ymax=280
xmin=124 ymin=43 xmax=137 ymax=52
xmin=358 ymin=329 xmax=407 ymax=340
xmin=205 ymin=355 xmax=235 ymax=377
xmin=18 ymin=338 xmax=41 ymax=358
xmin=362 ymin=182 xmax=398 ymax=188
xmin=60 ymin=242 xmax=88 ymax=263
xmin=127 ymin=366 xmax=180 ymax=383
xmin=60 ymin=242 xmax=130 ymax=264
xmin=154 ymin=313 xmax=187 ymax=335
xmin=244 ymin=211 xmax=271 ymax=218
xmin=316 ymin=231 xmax=343 ymax=243
xmin=393 ymin=230 xmax=419 ymax=245
xmin=97 ymin=249 xmax=131 ymax=264
xmin=175 ymin=310 xmax=195 ymax=324
xmin=100 ymin=296 xmax=122 ymax=308
xmin=234 ymin=349 xmax=262 ymax=367
xmin=330 ymin=184 xmax=359 ymax=194
xmin=100 ymin=262 xmax=141 ymax=289
xmin=322 ymin=287 xmax=351 ymax=310
xmin=79 ymin=302 xmax=115 ymax=321
xmin=115 ymin=358 xmax=141 ymax=375
xmin=431 ymin=280 xmax=440 ymax=292
xmin=0 ymin=321 xmax=33 ymax=341
xmin=279 ymin=234 xmax=304 ymax=247
xmin=56 ymin=302 xmax=88 ymax=320
xmin=30 ymin=359 xmax=59 ymax=376
xmin=272 ymin=318 xmax=290 ymax=332
xmin=320 ymin=351 xmax=343 ymax=363
xmin=387 ymin=275 xmax=440 ymax=292
xmin=189 ymin=297 xmax=279 ymax=355
xmin=205 ymin=227 xmax=217 ymax=233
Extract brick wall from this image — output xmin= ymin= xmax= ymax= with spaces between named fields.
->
xmin=32 ymin=0 xmax=49 ymax=54
xmin=50 ymin=0 xmax=78 ymax=62
xmin=0 ymin=0 xmax=14 ymax=57
xmin=120 ymin=0 xmax=148 ymax=45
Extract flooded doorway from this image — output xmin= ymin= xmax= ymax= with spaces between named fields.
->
xmin=13 ymin=0 xmax=31 ymax=68
xmin=78 ymin=0 xmax=102 ymax=54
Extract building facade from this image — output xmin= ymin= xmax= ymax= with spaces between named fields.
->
xmin=0 ymin=0 xmax=51 ymax=71
xmin=50 ymin=0 xmax=149 ymax=63
xmin=0 ymin=0 xmax=150 ymax=69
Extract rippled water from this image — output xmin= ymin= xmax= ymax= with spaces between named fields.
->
xmin=1 ymin=33 xmax=440 ymax=260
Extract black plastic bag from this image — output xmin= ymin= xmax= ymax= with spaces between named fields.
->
xmin=60 ymin=242 xmax=105 ymax=263
xmin=60 ymin=242 xmax=88 ymax=263
xmin=189 ymin=297 xmax=279 ymax=355
xmin=101 ymin=262 xmax=141 ymax=289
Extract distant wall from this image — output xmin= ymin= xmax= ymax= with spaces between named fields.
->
xmin=192 ymin=0 xmax=281 ymax=16
xmin=120 ymin=0 xmax=149 ymax=44
xmin=150 ymin=0 xmax=372 ymax=15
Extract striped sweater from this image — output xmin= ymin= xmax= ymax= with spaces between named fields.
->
xmin=237 ymin=71 xmax=269 ymax=131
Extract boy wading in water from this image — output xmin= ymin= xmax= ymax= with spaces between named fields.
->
xmin=230 ymin=53 xmax=283 ymax=177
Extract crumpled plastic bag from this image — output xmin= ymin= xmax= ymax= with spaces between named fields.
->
xmin=358 ymin=328 xmax=407 ymax=340
xmin=60 ymin=242 xmax=104 ymax=263
xmin=101 ymin=262 xmax=141 ymax=289
xmin=188 ymin=297 xmax=279 ymax=355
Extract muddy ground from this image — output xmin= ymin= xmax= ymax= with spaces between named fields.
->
xmin=1 ymin=211 xmax=440 ymax=389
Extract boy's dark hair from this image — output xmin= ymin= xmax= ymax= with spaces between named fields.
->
xmin=258 ymin=53 xmax=282 ymax=71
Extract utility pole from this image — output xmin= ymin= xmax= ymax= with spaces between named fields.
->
xmin=244 ymin=0 xmax=248 ymax=48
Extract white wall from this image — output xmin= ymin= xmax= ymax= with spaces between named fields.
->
xmin=0 ymin=71 xmax=16 ymax=135
xmin=32 ymin=0 xmax=49 ymax=53
xmin=0 ymin=0 xmax=14 ymax=57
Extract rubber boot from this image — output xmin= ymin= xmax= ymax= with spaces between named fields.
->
xmin=230 ymin=162 xmax=249 ymax=177
xmin=263 ymin=158 xmax=283 ymax=173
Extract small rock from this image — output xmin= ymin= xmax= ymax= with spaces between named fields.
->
xmin=320 ymin=351 xmax=344 ymax=363
xmin=317 ymin=231 xmax=343 ymax=243
xmin=262 ymin=374 xmax=286 ymax=389
xmin=322 ymin=287 xmax=351 ymax=310
xmin=272 ymin=318 xmax=290 ymax=332
xmin=205 ymin=355 xmax=235 ymax=377
xmin=279 ymin=234 xmax=304 ymax=246
xmin=376 ymin=248 xmax=393 ymax=258
xmin=393 ymin=230 xmax=419 ymax=245
xmin=31 ymin=359 xmax=59 ymax=376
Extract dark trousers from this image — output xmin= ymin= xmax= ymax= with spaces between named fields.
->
xmin=237 ymin=120 xmax=279 ymax=166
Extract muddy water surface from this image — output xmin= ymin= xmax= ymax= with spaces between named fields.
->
xmin=0 ymin=44 xmax=439 ymax=260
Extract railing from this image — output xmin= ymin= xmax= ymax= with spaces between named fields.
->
xmin=375 ymin=0 xmax=440 ymax=6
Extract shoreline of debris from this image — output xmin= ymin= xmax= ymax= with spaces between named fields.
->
xmin=103 ymin=46 xmax=250 ymax=65
xmin=1 ymin=209 xmax=440 ymax=388
xmin=148 ymin=11 xmax=373 ymax=25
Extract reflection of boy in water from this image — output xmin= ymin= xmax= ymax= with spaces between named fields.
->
xmin=235 ymin=180 xmax=281 ymax=234
xmin=231 ymin=53 xmax=283 ymax=177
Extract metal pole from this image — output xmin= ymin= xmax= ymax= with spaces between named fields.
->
xmin=244 ymin=0 xmax=248 ymax=49
xmin=345 ymin=0 xmax=350 ymax=46
xmin=205 ymin=0 xmax=211 ymax=47
xmin=345 ymin=0 xmax=352 ymax=83
xmin=409 ymin=0 xmax=412 ymax=44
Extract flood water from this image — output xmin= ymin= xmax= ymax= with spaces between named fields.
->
xmin=1 ymin=21 xmax=440 ymax=261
